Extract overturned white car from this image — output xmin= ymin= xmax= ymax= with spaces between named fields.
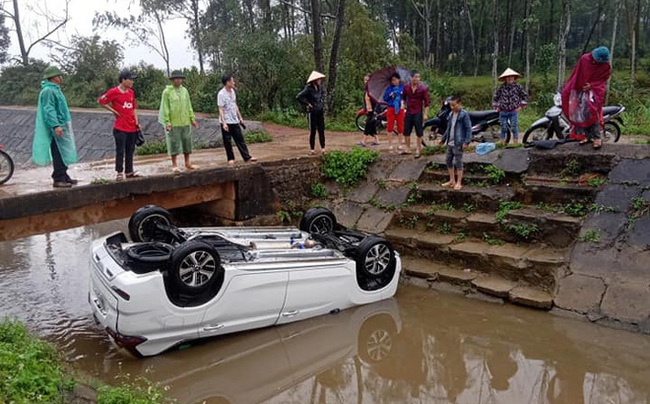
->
xmin=89 ymin=205 xmax=401 ymax=357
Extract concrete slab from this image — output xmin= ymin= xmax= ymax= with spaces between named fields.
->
xmin=627 ymin=216 xmax=650 ymax=248
xmin=417 ymin=232 xmax=456 ymax=249
xmin=554 ymin=274 xmax=606 ymax=314
xmin=594 ymin=184 xmax=642 ymax=212
xmin=437 ymin=266 xmax=479 ymax=285
xmin=465 ymin=212 xmax=498 ymax=226
xmin=401 ymin=257 xmax=444 ymax=279
xmin=449 ymin=241 xmax=489 ymax=259
xmin=347 ymin=180 xmax=379 ymax=204
xmin=495 ymin=147 xmax=530 ymax=174
xmin=356 ymin=206 xmax=393 ymax=234
xmin=388 ymin=158 xmax=430 ymax=182
xmin=374 ymin=186 xmax=411 ymax=206
xmin=509 ymin=286 xmax=553 ymax=310
xmin=471 ymin=276 xmax=517 ymax=298
xmin=601 ymin=282 xmax=650 ymax=324
xmin=331 ymin=200 xmax=365 ymax=228
xmin=580 ymin=212 xmax=627 ymax=245
xmin=608 ymin=159 xmax=650 ymax=186
xmin=525 ymin=248 xmax=568 ymax=265
xmin=384 ymin=228 xmax=421 ymax=247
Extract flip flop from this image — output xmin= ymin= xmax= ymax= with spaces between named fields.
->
xmin=358 ymin=142 xmax=367 ymax=147
xmin=227 ymin=160 xmax=235 ymax=165
xmin=593 ymin=140 xmax=602 ymax=149
xmin=126 ymin=171 xmax=141 ymax=178
xmin=579 ymin=139 xmax=590 ymax=145
xmin=414 ymin=154 xmax=421 ymax=159
xmin=442 ymin=181 xmax=455 ymax=188
xmin=453 ymin=184 xmax=463 ymax=190
xmin=185 ymin=165 xmax=200 ymax=170
xmin=247 ymin=157 xmax=258 ymax=162
xmin=172 ymin=167 xmax=181 ymax=173
xmin=371 ymin=142 xmax=380 ymax=146
xmin=115 ymin=173 xmax=124 ymax=181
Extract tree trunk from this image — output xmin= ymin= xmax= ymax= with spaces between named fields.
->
xmin=310 ymin=0 xmax=324 ymax=72
xmin=463 ymin=0 xmax=477 ymax=76
xmin=607 ymin=1 xmax=620 ymax=103
xmin=491 ymin=0 xmax=499 ymax=91
xmin=556 ymin=0 xmax=571 ymax=92
xmin=11 ymin=0 xmax=28 ymax=65
xmin=326 ymin=0 xmax=345 ymax=114
xmin=190 ymin=0 xmax=204 ymax=74
xmin=581 ymin=0 xmax=604 ymax=54
xmin=523 ymin=0 xmax=532 ymax=91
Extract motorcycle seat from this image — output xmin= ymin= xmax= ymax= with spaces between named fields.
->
xmin=602 ymin=105 xmax=622 ymax=116
xmin=468 ymin=110 xmax=499 ymax=122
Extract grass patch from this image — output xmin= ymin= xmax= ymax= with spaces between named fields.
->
xmin=454 ymin=231 xmax=468 ymax=242
xmin=244 ymin=131 xmax=273 ymax=144
xmin=495 ymin=201 xmax=522 ymax=223
xmin=506 ymin=223 xmax=540 ymax=240
xmin=376 ymin=179 xmax=387 ymax=189
xmin=587 ymin=177 xmax=607 ymax=188
xmin=580 ymin=229 xmax=601 ymax=244
xmin=97 ymin=374 xmax=174 ymax=404
xmin=483 ymin=165 xmax=506 ymax=184
xmin=91 ymin=178 xmax=111 ymax=185
xmin=399 ymin=214 xmax=419 ymax=229
xmin=438 ymin=222 xmax=452 ymax=234
xmin=421 ymin=145 xmax=446 ymax=156
xmin=368 ymin=197 xmax=398 ymax=212
xmin=322 ymin=147 xmax=379 ymax=188
xmin=483 ymin=233 xmax=504 ymax=246
xmin=462 ymin=203 xmax=476 ymax=213
xmin=310 ymin=183 xmax=328 ymax=199
xmin=560 ymin=158 xmax=581 ymax=179
xmin=136 ymin=140 xmax=209 ymax=156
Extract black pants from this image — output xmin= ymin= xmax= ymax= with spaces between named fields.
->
xmin=308 ymin=109 xmax=325 ymax=149
xmin=50 ymin=138 xmax=68 ymax=182
xmin=114 ymin=129 xmax=137 ymax=174
xmin=364 ymin=112 xmax=378 ymax=136
xmin=404 ymin=112 xmax=424 ymax=137
xmin=224 ymin=124 xmax=252 ymax=161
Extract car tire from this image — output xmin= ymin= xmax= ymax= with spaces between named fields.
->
xmin=300 ymin=207 xmax=337 ymax=234
xmin=125 ymin=242 xmax=174 ymax=271
xmin=356 ymin=237 xmax=395 ymax=278
xmin=169 ymin=240 xmax=223 ymax=295
xmin=358 ymin=314 xmax=398 ymax=365
xmin=128 ymin=205 xmax=179 ymax=243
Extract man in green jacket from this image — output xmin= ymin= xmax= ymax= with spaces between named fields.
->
xmin=158 ymin=70 xmax=199 ymax=172
xmin=32 ymin=66 xmax=78 ymax=188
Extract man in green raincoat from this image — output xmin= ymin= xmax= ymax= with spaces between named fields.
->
xmin=158 ymin=70 xmax=199 ymax=172
xmin=32 ymin=66 xmax=78 ymax=188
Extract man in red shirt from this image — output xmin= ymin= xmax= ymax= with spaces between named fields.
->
xmin=402 ymin=71 xmax=430 ymax=158
xmin=98 ymin=70 xmax=141 ymax=181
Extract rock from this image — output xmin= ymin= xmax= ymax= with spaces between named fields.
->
xmin=347 ymin=180 xmax=379 ymax=204
xmin=601 ymin=282 xmax=650 ymax=324
xmin=401 ymin=257 xmax=443 ymax=279
xmin=471 ymin=276 xmax=517 ymax=298
xmin=495 ymin=147 xmax=530 ymax=174
xmin=416 ymin=232 xmax=456 ymax=249
xmin=608 ymin=159 xmax=650 ymax=186
xmin=554 ymin=274 xmax=606 ymax=314
xmin=627 ymin=216 xmax=650 ymax=248
xmin=508 ymin=286 xmax=554 ymax=310
xmin=436 ymin=266 xmax=479 ymax=285
xmin=388 ymin=158 xmax=430 ymax=182
xmin=374 ymin=186 xmax=411 ymax=206
xmin=384 ymin=228 xmax=421 ymax=248
xmin=580 ymin=212 xmax=627 ymax=245
xmin=331 ymin=200 xmax=365 ymax=228
xmin=594 ymin=184 xmax=642 ymax=212
xmin=570 ymin=243 xmax=620 ymax=278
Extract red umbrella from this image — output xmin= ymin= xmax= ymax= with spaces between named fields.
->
xmin=367 ymin=66 xmax=412 ymax=102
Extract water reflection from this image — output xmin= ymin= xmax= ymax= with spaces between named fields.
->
xmin=0 ymin=223 xmax=649 ymax=404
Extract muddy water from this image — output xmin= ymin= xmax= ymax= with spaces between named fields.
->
xmin=1 ymin=223 xmax=649 ymax=404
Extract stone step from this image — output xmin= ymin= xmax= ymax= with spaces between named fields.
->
xmin=386 ymin=228 xmax=566 ymax=291
xmin=420 ymin=169 xmax=494 ymax=186
xmin=400 ymin=255 xmax=554 ymax=310
xmin=418 ymin=183 xmax=516 ymax=211
xmin=522 ymin=179 xmax=599 ymax=206
xmin=390 ymin=204 xmax=583 ymax=248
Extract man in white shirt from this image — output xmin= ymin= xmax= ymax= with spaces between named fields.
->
xmin=217 ymin=75 xmax=257 ymax=165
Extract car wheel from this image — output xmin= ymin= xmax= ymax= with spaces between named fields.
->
xmin=128 ymin=205 xmax=179 ymax=243
xmin=300 ymin=207 xmax=337 ymax=234
xmin=356 ymin=237 xmax=395 ymax=278
xmin=358 ymin=314 xmax=397 ymax=365
xmin=125 ymin=242 xmax=174 ymax=271
xmin=169 ymin=240 xmax=223 ymax=295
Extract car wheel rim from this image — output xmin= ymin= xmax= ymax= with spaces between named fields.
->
xmin=178 ymin=250 xmax=217 ymax=288
xmin=366 ymin=329 xmax=392 ymax=361
xmin=364 ymin=243 xmax=391 ymax=275
xmin=139 ymin=214 xmax=171 ymax=241
xmin=309 ymin=215 xmax=334 ymax=234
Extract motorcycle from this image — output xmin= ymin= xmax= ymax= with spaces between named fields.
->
xmin=0 ymin=145 xmax=15 ymax=185
xmin=523 ymin=93 xmax=625 ymax=144
xmin=424 ymin=97 xmax=511 ymax=143
xmin=355 ymin=102 xmax=388 ymax=132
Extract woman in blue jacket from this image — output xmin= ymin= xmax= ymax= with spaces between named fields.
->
xmin=383 ymin=73 xmax=405 ymax=153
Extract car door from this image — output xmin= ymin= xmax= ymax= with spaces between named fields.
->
xmin=277 ymin=261 xmax=353 ymax=325
xmin=199 ymin=270 xmax=288 ymax=338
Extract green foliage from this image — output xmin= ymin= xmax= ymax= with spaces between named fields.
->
xmin=368 ymin=197 xmax=397 ymax=212
xmin=97 ymin=374 xmax=173 ymax=404
xmin=404 ymin=182 xmax=421 ymax=206
xmin=311 ymin=183 xmax=329 ymax=199
xmin=589 ymin=203 xmax=618 ymax=214
xmin=376 ymin=179 xmax=388 ymax=189
xmin=563 ymin=203 xmax=589 ymax=217
xmin=442 ymin=202 xmax=455 ymax=212
xmin=322 ymin=147 xmax=379 ymax=188
xmin=438 ymin=222 xmax=452 ymax=234
xmin=129 ymin=63 xmax=168 ymax=110
xmin=91 ymin=178 xmax=111 ymax=185
xmin=399 ymin=214 xmax=419 ymax=229
xmin=462 ymin=203 xmax=476 ymax=213
xmin=244 ymin=131 xmax=273 ymax=144
xmin=587 ymin=177 xmax=607 ymax=188
xmin=454 ymin=231 xmax=468 ymax=242
xmin=560 ymin=159 xmax=581 ymax=179
xmin=483 ymin=233 xmax=504 ymax=246
xmin=580 ymin=229 xmax=601 ymax=244
xmin=629 ymin=197 xmax=650 ymax=219
xmin=277 ymin=210 xmax=292 ymax=223
xmin=0 ymin=60 xmax=49 ymax=106
xmin=0 ymin=14 xmax=9 ymax=64
xmin=0 ymin=318 xmax=72 ymax=402
xmin=495 ymin=201 xmax=522 ymax=223
xmin=421 ymin=145 xmax=446 ymax=156
xmin=506 ymin=223 xmax=540 ymax=240
xmin=483 ymin=165 xmax=506 ymax=184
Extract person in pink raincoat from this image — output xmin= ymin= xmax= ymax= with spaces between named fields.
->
xmin=561 ymin=46 xmax=611 ymax=149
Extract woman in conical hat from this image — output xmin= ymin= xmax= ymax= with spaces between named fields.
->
xmin=493 ymin=68 xmax=528 ymax=143
xmin=297 ymin=71 xmax=327 ymax=154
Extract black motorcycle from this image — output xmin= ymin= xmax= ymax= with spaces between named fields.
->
xmin=423 ymin=97 xmax=511 ymax=143
xmin=523 ymin=93 xmax=625 ymax=144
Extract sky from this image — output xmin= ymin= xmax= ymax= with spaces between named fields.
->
xmin=3 ymin=0 xmax=195 ymax=70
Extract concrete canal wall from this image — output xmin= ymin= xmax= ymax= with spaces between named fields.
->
xmin=0 ymin=106 xmax=265 ymax=166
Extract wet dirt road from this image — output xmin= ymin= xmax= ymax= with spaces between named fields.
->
xmin=0 ymin=222 xmax=649 ymax=404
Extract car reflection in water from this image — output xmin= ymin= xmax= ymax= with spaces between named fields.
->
xmin=120 ymin=298 xmax=403 ymax=404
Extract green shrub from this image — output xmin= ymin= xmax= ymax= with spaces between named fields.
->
xmin=495 ymin=201 xmax=522 ymax=223
xmin=322 ymin=147 xmax=379 ymax=187
xmin=483 ymin=165 xmax=506 ymax=184
xmin=580 ymin=229 xmax=601 ymax=244
xmin=506 ymin=223 xmax=540 ymax=240
xmin=97 ymin=375 xmax=173 ymax=404
xmin=311 ymin=183 xmax=329 ymax=199
xmin=0 ymin=318 xmax=72 ymax=403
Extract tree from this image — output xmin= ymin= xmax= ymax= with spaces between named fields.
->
xmin=0 ymin=11 xmax=9 ymax=64
xmin=556 ymin=0 xmax=571 ymax=91
xmin=310 ymin=0 xmax=324 ymax=72
xmin=0 ymin=0 xmax=70 ymax=66
xmin=326 ymin=0 xmax=346 ymax=113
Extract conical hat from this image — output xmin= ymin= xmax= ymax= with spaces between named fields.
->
xmin=307 ymin=71 xmax=326 ymax=83
xmin=499 ymin=68 xmax=522 ymax=80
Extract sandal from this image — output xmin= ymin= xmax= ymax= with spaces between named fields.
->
xmin=442 ymin=181 xmax=455 ymax=188
xmin=414 ymin=153 xmax=421 ymax=159
xmin=172 ymin=167 xmax=181 ymax=173
xmin=185 ymin=164 xmax=200 ymax=170
xmin=126 ymin=171 xmax=141 ymax=178
xmin=358 ymin=142 xmax=367 ymax=147
xmin=227 ymin=160 xmax=235 ymax=165
xmin=115 ymin=173 xmax=124 ymax=181
xmin=453 ymin=184 xmax=463 ymax=190
xmin=593 ymin=140 xmax=602 ymax=149
xmin=247 ymin=157 xmax=258 ymax=162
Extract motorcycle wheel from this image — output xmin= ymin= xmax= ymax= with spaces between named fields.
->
xmin=523 ymin=124 xmax=552 ymax=144
xmin=477 ymin=124 xmax=509 ymax=144
xmin=428 ymin=126 xmax=442 ymax=142
xmin=602 ymin=122 xmax=621 ymax=143
xmin=0 ymin=150 xmax=14 ymax=185
xmin=355 ymin=114 xmax=365 ymax=132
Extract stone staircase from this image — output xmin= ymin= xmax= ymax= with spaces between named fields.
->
xmin=386 ymin=155 xmax=605 ymax=310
